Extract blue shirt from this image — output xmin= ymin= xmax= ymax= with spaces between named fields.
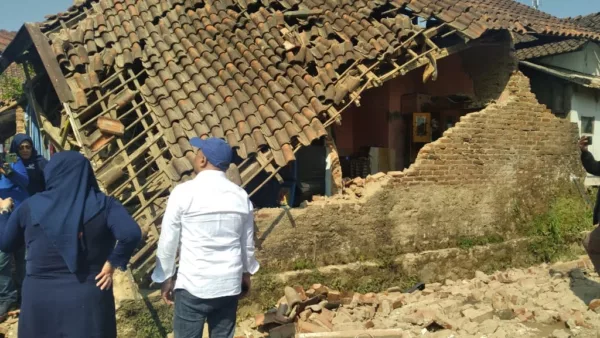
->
xmin=0 ymin=160 xmax=30 ymax=207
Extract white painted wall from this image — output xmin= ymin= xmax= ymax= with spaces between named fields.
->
xmin=540 ymin=42 xmax=600 ymax=76
xmin=568 ymin=88 xmax=600 ymax=184
xmin=537 ymin=43 xmax=600 ymax=184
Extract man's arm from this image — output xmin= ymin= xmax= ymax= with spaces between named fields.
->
xmin=241 ymin=199 xmax=260 ymax=275
xmin=580 ymin=136 xmax=600 ymax=176
xmin=581 ymin=150 xmax=600 ymax=176
xmin=151 ymin=186 xmax=183 ymax=284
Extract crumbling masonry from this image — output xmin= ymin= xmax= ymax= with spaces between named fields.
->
xmin=254 ymin=69 xmax=581 ymax=279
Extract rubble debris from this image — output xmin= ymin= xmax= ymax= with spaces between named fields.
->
xmin=310 ymin=172 xmax=394 ymax=204
xmin=244 ymin=258 xmax=600 ymax=338
xmin=255 ymin=283 xmax=414 ymax=337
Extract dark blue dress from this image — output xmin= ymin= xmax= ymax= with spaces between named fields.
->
xmin=0 ymin=197 xmax=141 ymax=338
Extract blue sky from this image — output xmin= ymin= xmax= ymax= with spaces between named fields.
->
xmin=0 ymin=0 xmax=598 ymax=31
xmin=516 ymin=0 xmax=600 ymax=18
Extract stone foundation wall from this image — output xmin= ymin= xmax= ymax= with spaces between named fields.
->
xmin=254 ymin=71 xmax=582 ymax=272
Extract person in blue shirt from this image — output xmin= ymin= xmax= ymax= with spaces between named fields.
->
xmin=0 ymin=152 xmax=29 ymax=318
xmin=10 ymin=134 xmax=48 ymax=196
xmin=0 ymin=151 xmax=141 ymax=337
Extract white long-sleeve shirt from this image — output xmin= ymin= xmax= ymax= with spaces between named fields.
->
xmin=151 ymin=170 xmax=260 ymax=299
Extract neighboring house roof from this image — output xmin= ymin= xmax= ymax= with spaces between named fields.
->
xmin=569 ymin=12 xmax=600 ymax=33
xmin=0 ymin=30 xmax=23 ymax=108
xmin=515 ymin=36 xmax=587 ymax=60
xmin=393 ymin=0 xmax=600 ymax=40
xmin=0 ymin=30 xmax=16 ymax=52
xmin=514 ymin=12 xmax=600 ymax=61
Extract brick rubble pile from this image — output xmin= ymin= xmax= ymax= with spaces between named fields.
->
xmin=249 ymin=261 xmax=600 ymax=338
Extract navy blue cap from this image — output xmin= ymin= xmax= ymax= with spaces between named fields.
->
xmin=189 ymin=137 xmax=232 ymax=171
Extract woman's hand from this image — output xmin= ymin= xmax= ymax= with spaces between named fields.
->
xmin=95 ymin=261 xmax=115 ymax=290
xmin=0 ymin=198 xmax=13 ymax=213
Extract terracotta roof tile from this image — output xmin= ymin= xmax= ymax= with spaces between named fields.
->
xmin=515 ymin=36 xmax=587 ymax=60
xmin=31 ymin=0 xmax=600 ymax=187
xmin=390 ymin=0 xmax=600 ymax=40
xmin=568 ymin=13 xmax=600 ymax=33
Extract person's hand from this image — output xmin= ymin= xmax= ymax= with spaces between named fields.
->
xmin=240 ymin=273 xmax=251 ymax=299
xmin=161 ymin=278 xmax=175 ymax=305
xmin=579 ymin=136 xmax=590 ymax=152
xmin=95 ymin=261 xmax=115 ymax=290
xmin=0 ymin=198 xmax=13 ymax=212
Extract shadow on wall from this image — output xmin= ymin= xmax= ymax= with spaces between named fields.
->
xmin=459 ymin=31 xmax=517 ymax=106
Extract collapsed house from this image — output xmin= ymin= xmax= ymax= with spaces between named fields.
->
xmin=515 ymin=12 xmax=600 ymax=186
xmin=0 ymin=0 xmax=598 ymax=284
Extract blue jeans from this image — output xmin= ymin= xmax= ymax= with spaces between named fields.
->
xmin=173 ymin=289 xmax=238 ymax=338
xmin=0 ymin=247 xmax=25 ymax=312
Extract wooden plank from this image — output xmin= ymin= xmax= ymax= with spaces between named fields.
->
xmin=63 ymin=103 xmax=91 ymax=157
xmin=24 ymin=23 xmax=74 ymax=103
xmin=24 ymin=84 xmax=64 ymax=151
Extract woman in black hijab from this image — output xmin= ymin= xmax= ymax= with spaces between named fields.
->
xmin=0 ymin=151 xmax=142 ymax=337
xmin=10 ymin=134 xmax=48 ymax=195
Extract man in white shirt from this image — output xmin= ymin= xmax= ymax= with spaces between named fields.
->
xmin=152 ymin=137 xmax=259 ymax=338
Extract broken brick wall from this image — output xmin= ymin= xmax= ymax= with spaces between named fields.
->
xmin=333 ymin=37 xmax=510 ymax=171
xmin=254 ymin=70 xmax=581 ymax=273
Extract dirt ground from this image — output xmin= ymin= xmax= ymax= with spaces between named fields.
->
xmin=237 ymin=256 xmax=600 ymax=338
xmin=2 ymin=256 xmax=600 ymax=337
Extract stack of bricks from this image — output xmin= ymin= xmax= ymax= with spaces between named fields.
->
xmin=390 ymin=71 xmax=579 ymax=186
xmin=15 ymin=105 xmax=25 ymax=134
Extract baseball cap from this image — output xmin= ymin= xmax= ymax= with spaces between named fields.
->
xmin=189 ymin=137 xmax=232 ymax=171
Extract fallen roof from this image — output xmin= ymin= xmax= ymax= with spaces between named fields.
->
xmin=4 ymin=0 xmax=597 ymax=195
xmin=24 ymin=0 xmax=491 ymax=188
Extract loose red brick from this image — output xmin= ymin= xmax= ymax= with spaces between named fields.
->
xmin=327 ymin=290 xmax=341 ymax=302
xmin=255 ymin=313 xmax=265 ymax=327
xmin=589 ymin=299 xmax=600 ymax=312
xmin=293 ymin=285 xmax=307 ymax=301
